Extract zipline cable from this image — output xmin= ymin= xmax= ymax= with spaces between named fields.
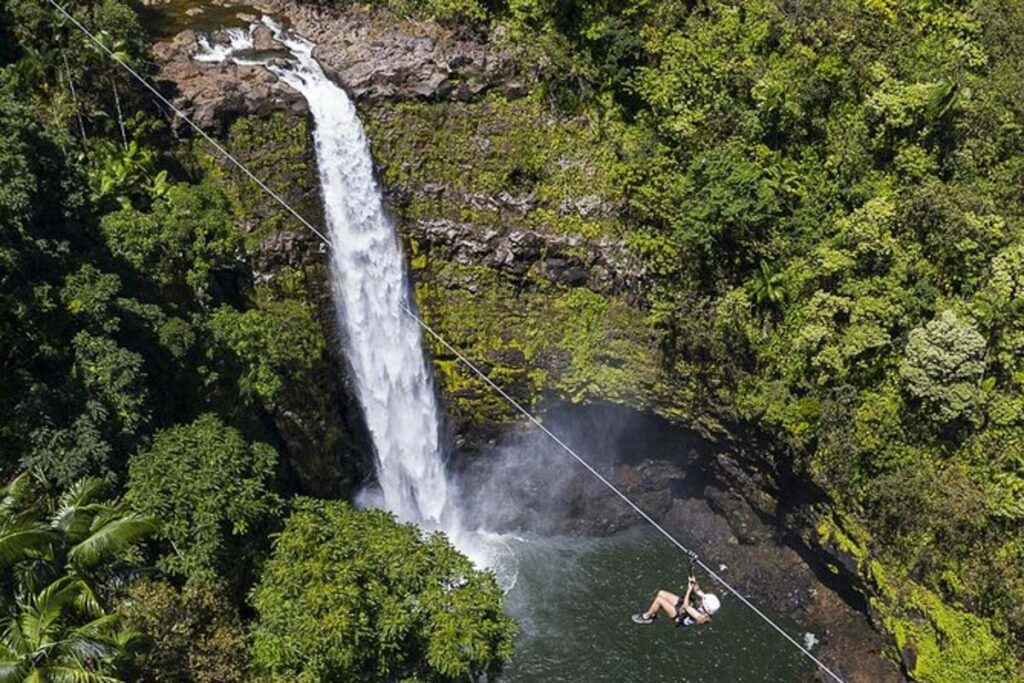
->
xmin=43 ymin=3 xmax=844 ymax=680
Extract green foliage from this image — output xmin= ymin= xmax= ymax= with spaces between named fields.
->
xmin=197 ymin=113 xmax=318 ymax=246
xmin=127 ymin=415 xmax=282 ymax=583
xmin=0 ymin=473 xmax=156 ymax=681
xmin=900 ymin=311 xmax=987 ymax=425
xmin=119 ymin=579 xmax=248 ymax=683
xmin=388 ymin=0 xmax=1024 ymax=671
xmin=208 ymin=300 xmax=325 ymax=406
xmin=250 ymin=499 xmax=516 ymax=682
xmin=1 ymin=2 xmax=374 ymax=680
xmin=365 ymin=93 xmax=624 ymax=240
xmin=73 ymin=331 xmax=150 ymax=436
xmin=307 ymin=0 xmax=490 ymax=24
xmin=879 ymin=582 xmax=1019 ymax=683
xmin=100 ymin=181 xmax=240 ymax=303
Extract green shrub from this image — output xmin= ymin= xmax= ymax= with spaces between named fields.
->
xmin=250 ymin=499 xmax=516 ymax=682
xmin=127 ymin=414 xmax=282 ymax=582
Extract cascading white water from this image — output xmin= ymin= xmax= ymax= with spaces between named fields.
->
xmin=198 ymin=22 xmax=458 ymax=532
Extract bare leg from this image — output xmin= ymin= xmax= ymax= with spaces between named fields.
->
xmin=643 ymin=590 xmax=680 ymax=619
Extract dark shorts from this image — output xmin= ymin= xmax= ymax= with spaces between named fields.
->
xmin=675 ymin=598 xmax=698 ymax=626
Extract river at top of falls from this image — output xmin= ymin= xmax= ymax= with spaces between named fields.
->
xmin=196 ymin=20 xmax=460 ymax=535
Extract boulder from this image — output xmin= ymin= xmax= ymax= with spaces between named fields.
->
xmin=251 ymin=25 xmax=279 ymax=52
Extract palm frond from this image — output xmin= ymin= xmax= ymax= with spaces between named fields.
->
xmin=45 ymin=666 xmax=123 ymax=683
xmin=23 ymin=578 xmax=79 ymax=646
xmin=0 ymin=660 xmax=28 ymax=683
xmin=0 ymin=524 xmax=56 ymax=571
xmin=16 ymin=558 xmax=60 ymax=598
xmin=60 ymin=634 xmax=118 ymax=665
xmin=68 ymin=515 xmax=155 ymax=569
xmin=68 ymin=580 xmax=103 ymax=620
xmin=0 ymin=617 xmax=26 ymax=656
xmin=70 ymin=615 xmax=119 ymax=639
xmin=51 ymin=480 xmax=110 ymax=541
xmin=0 ymin=474 xmax=33 ymax=516
xmin=110 ymin=626 xmax=149 ymax=656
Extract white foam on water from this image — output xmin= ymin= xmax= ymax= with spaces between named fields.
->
xmin=194 ymin=28 xmax=252 ymax=62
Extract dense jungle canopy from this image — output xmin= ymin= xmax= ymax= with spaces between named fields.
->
xmin=0 ymin=0 xmax=1022 ymax=681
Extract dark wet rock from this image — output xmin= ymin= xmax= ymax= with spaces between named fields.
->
xmin=901 ymin=644 xmax=918 ymax=676
xmin=406 ymin=218 xmax=645 ymax=299
xmin=151 ymin=30 xmax=305 ymax=133
xmin=704 ymin=484 xmax=772 ymax=545
xmin=252 ymin=230 xmax=327 ymax=284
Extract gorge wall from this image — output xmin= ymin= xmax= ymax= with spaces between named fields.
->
xmin=152 ymin=4 xmax=907 ymax=681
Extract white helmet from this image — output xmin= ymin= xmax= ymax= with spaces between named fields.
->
xmin=702 ymin=593 xmax=721 ymax=615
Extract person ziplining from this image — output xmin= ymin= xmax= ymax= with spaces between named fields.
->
xmin=45 ymin=3 xmax=846 ymax=678
xmin=632 ymin=575 xmax=721 ymax=626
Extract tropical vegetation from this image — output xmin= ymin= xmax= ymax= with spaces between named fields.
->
xmin=2 ymin=0 xmax=1023 ymax=680
xmin=0 ymin=0 xmax=514 ymax=680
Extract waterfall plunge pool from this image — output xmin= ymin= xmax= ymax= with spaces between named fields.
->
xmin=459 ymin=404 xmax=815 ymax=682
xmin=500 ymin=528 xmax=810 ymax=682
xmin=191 ymin=21 xmax=838 ymax=681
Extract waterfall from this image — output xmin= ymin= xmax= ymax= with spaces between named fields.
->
xmin=198 ymin=23 xmax=459 ymax=533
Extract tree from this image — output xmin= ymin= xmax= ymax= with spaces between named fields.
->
xmin=0 ymin=576 xmax=148 ymax=682
xmin=118 ymin=579 xmax=248 ymax=683
xmin=0 ymin=474 xmax=155 ymax=681
xmin=126 ymin=415 xmax=281 ymax=583
xmin=900 ymin=310 xmax=988 ymax=425
xmin=208 ymin=300 xmax=326 ymax=407
xmin=99 ymin=182 xmax=240 ymax=304
xmin=250 ymin=500 xmax=516 ymax=682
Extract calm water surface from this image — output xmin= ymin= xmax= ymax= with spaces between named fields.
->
xmin=500 ymin=527 xmax=813 ymax=682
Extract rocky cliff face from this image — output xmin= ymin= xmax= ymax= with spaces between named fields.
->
xmin=151 ymin=5 xmax=904 ymax=680
xmin=403 ymin=218 xmax=644 ymax=297
xmin=154 ymin=1 xmax=525 ymax=131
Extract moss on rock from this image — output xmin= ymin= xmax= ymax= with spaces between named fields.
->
xmin=817 ymin=510 xmax=1022 ymax=681
xmin=194 ymin=112 xmax=321 ymax=249
xmin=366 ymin=93 xmax=624 ymax=239
xmin=877 ymin=582 xmax=1019 ymax=682
xmin=413 ymin=256 xmax=710 ymax=437
xmin=180 ymin=113 xmax=370 ymax=497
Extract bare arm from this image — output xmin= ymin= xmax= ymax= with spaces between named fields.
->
xmin=683 ymin=578 xmax=709 ymax=623
xmin=683 ymin=603 xmax=709 ymax=623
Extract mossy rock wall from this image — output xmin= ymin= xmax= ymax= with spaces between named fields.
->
xmin=362 ymin=94 xmax=720 ymax=439
xmin=186 ymin=112 xmax=372 ymax=496
xmin=816 ymin=512 xmax=1018 ymax=682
